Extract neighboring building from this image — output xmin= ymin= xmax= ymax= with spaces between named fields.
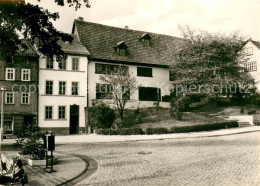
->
xmin=72 ymin=19 xmax=184 ymax=108
xmin=38 ymin=35 xmax=89 ymax=134
xmin=0 ymin=42 xmax=39 ymax=136
xmin=243 ymin=39 xmax=260 ymax=91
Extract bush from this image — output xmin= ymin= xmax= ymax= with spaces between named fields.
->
xmin=89 ymin=101 xmax=116 ymax=129
xmin=96 ymin=128 xmax=144 ymax=135
xmin=169 ymin=121 xmax=238 ymax=133
xmin=13 ymin=120 xmax=45 ymax=160
xmin=248 ymin=110 xmax=256 ymax=115
xmin=146 ymin=127 xmax=168 ymax=135
xmin=170 ymin=96 xmax=192 ymax=120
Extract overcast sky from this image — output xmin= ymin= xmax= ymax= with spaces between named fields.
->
xmin=30 ymin=0 xmax=260 ymax=41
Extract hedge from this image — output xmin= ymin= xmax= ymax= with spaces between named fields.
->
xmin=95 ymin=121 xmax=238 ymax=135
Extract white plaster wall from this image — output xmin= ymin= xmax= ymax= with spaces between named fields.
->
xmin=88 ymin=61 xmax=172 ymax=108
xmin=39 ymin=55 xmax=88 ymax=128
xmin=244 ymin=41 xmax=260 ymax=91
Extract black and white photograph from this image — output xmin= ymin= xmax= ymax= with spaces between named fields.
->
xmin=0 ymin=0 xmax=260 ymax=185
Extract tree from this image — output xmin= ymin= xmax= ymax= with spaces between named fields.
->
xmin=0 ymin=0 xmax=90 ymax=62
xmin=171 ymin=26 xmax=253 ymax=98
xmin=99 ymin=66 xmax=138 ymax=121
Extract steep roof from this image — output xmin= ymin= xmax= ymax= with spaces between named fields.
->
xmin=57 ymin=34 xmax=90 ymax=56
xmin=16 ymin=40 xmax=38 ymax=57
xmin=251 ymin=40 xmax=260 ymax=50
xmin=73 ymin=20 xmax=185 ymax=66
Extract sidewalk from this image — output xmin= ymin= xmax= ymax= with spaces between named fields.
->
xmin=2 ymin=126 xmax=260 ymax=145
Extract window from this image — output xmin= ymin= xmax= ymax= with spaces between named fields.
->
xmin=137 ymin=67 xmax=153 ymax=77
xmin=244 ymin=61 xmax=257 ymax=72
xmin=95 ymin=63 xmax=129 ymax=75
xmin=139 ymin=33 xmax=152 ymax=47
xmin=5 ymin=92 xmax=14 ymax=104
xmin=59 ymin=58 xmax=66 ymax=70
xmin=139 ymin=87 xmax=161 ymax=101
xmin=45 ymin=106 xmax=53 ymax=119
xmin=5 ymin=68 xmax=15 ymax=80
xmin=114 ymin=41 xmax=128 ymax=56
xmin=21 ymin=93 xmax=30 ymax=104
xmin=169 ymin=70 xmax=176 ymax=81
xmin=46 ymin=57 xmax=53 ymax=69
xmin=21 ymin=69 xmax=30 ymax=81
xmin=46 ymin=81 xmax=53 ymax=95
xmin=58 ymin=106 xmax=66 ymax=119
xmin=72 ymin=82 xmax=78 ymax=95
xmin=117 ymin=48 xmax=126 ymax=56
xmin=96 ymin=84 xmax=113 ymax=99
xmin=0 ymin=116 xmax=14 ymax=134
xmin=143 ymin=39 xmax=150 ymax=47
xmin=59 ymin=81 xmax=66 ymax=95
xmin=72 ymin=58 xmax=79 ymax=71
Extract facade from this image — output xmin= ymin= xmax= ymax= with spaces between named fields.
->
xmin=0 ymin=43 xmax=38 ymax=135
xmin=38 ymin=35 xmax=89 ymax=134
xmin=72 ymin=19 xmax=184 ymax=108
xmin=243 ymin=39 xmax=260 ymax=91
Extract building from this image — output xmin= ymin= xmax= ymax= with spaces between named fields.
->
xmin=72 ymin=19 xmax=184 ymax=108
xmin=0 ymin=42 xmax=39 ymax=136
xmin=243 ymin=39 xmax=260 ymax=91
xmin=38 ymin=35 xmax=89 ymax=134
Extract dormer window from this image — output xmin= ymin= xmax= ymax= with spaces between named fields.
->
xmin=114 ymin=41 xmax=128 ymax=56
xmin=139 ymin=33 xmax=152 ymax=47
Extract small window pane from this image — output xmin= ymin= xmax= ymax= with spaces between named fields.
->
xmin=45 ymin=106 xmax=53 ymax=119
xmin=59 ymin=81 xmax=66 ymax=95
xmin=72 ymin=58 xmax=79 ymax=71
xmin=58 ymin=106 xmax=66 ymax=119
xmin=21 ymin=93 xmax=30 ymax=104
xmin=46 ymin=81 xmax=53 ymax=94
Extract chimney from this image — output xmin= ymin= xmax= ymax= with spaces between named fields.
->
xmin=78 ymin=17 xmax=84 ymax=21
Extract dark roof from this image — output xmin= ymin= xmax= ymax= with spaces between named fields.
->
xmin=57 ymin=34 xmax=90 ymax=56
xmin=251 ymin=40 xmax=260 ymax=50
xmin=73 ymin=20 xmax=185 ymax=66
xmin=16 ymin=40 xmax=38 ymax=57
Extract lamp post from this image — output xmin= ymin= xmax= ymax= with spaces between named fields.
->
xmin=0 ymin=86 xmax=7 ymax=142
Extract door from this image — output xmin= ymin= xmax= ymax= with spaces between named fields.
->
xmin=23 ymin=116 xmax=34 ymax=135
xmin=70 ymin=105 xmax=79 ymax=134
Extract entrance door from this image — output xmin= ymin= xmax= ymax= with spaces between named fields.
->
xmin=23 ymin=116 xmax=34 ymax=135
xmin=70 ymin=105 xmax=79 ymax=134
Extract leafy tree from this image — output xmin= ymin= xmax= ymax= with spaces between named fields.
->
xmin=0 ymin=0 xmax=90 ymax=62
xmin=99 ymin=66 xmax=138 ymax=120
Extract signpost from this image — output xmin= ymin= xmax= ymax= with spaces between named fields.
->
xmin=44 ymin=131 xmax=55 ymax=173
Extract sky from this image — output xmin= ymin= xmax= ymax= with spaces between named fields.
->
xmin=29 ymin=0 xmax=260 ymax=41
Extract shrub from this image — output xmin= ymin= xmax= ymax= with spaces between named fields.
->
xmin=146 ymin=127 xmax=168 ymax=135
xmin=89 ymin=101 xmax=116 ymax=129
xmin=170 ymin=96 xmax=191 ymax=120
xmin=96 ymin=128 xmax=144 ymax=135
xmin=169 ymin=121 xmax=238 ymax=133
xmin=13 ymin=120 xmax=45 ymax=160
xmin=248 ymin=110 xmax=256 ymax=115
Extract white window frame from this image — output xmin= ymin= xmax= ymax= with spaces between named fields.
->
xmin=21 ymin=92 xmax=30 ymax=104
xmin=59 ymin=58 xmax=67 ymax=70
xmin=0 ymin=116 xmax=14 ymax=134
xmin=59 ymin=81 xmax=66 ymax=95
xmin=45 ymin=106 xmax=53 ymax=119
xmin=5 ymin=68 xmax=15 ymax=80
xmin=72 ymin=58 xmax=79 ymax=71
xmin=72 ymin=82 xmax=79 ymax=95
xmin=21 ymin=69 xmax=31 ymax=81
xmin=45 ymin=80 xmax=53 ymax=95
xmin=58 ymin=106 xmax=66 ymax=119
xmin=5 ymin=92 xmax=14 ymax=104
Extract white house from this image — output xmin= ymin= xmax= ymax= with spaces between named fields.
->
xmin=38 ymin=35 xmax=89 ymax=134
xmin=243 ymin=39 xmax=260 ymax=91
xmin=72 ymin=18 xmax=184 ymax=108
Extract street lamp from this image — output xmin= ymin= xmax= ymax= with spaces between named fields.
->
xmin=0 ymin=86 xmax=7 ymax=142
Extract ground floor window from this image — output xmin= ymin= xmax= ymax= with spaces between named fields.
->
xmin=96 ymin=84 xmax=113 ymax=99
xmin=45 ymin=106 xmax=53 ymax=119
xmin=0 ymin=116 xmax=14 ymax=134
xmin=58 ymin=106 xmax=66 ymax=119
xmin=139 ymin=87 xmax=161 ymax=101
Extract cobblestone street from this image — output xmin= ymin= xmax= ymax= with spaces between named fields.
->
xmin=57 ymin=131 xmax=260 ymax=186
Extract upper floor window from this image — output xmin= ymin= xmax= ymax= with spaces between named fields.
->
xmin=21 ymin=69 xmax=30 ymax=81
xmin=72 ymin=58 xmax=79 ymax=71
xmin=45 ymin=106 xmax=53 ymax=119
xmin=113 ymin=41 xmax=128 ymax=56
xmin=72 ymin=82 xmax=79 ymax=95
xmin=46 ymin=57 xmax=53 ymax=69
xmin=244 ymin=61 xmax=257 ymax=72
xmin=95 ymin=63 xmax=129 ymax=75
xmin=21 ymin=92 xmax=30 ymax=104
xmin=59 ymin=58 xmax=67 ymax=70
xmin=5 ymin=92 xmax=14 ymax=104
xmin=139 ymin=33 xmax=152 ymax=47
xmin=5 ymin=68 xmax=15 ymax=80
xmin=137 ymin=67 xmax=152 ymax=77
xmin=59 ymin=81 xmax=66 ymax=95
xmin=46 ymin=81 xmax=53 ymax=95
